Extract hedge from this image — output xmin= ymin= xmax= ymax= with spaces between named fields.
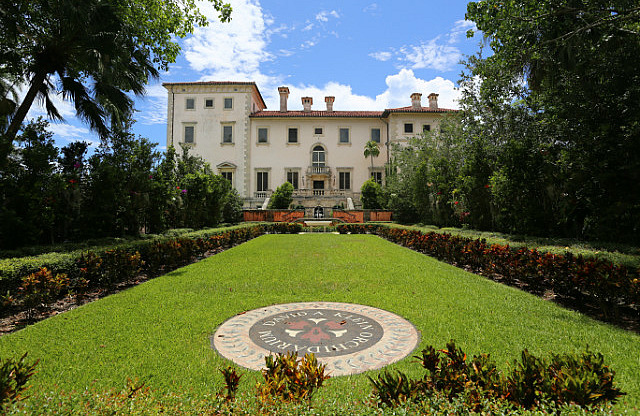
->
xmin=337 ymin=223 xmax=640 ymax=318
xmin=1 ymin=223 xmax=302 ymax=316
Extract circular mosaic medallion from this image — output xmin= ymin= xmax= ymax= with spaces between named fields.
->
xmin=211 ymin=302 xmax=420 ymax=376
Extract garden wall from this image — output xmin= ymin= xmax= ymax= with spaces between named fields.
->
xmin=243 ymin=210 xmax=305 ymax=222
xmin=332 ymin=210 xmax=393 ymax=223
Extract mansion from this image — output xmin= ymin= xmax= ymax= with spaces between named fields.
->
xmin=163 ymin=81 xmax=455 ymax=209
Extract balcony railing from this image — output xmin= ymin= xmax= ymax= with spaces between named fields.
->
xmin=293 ymin=189 xmax=353 ymax=198
xmin=307 ymin=166 xmax=331 ymax=175
xmin=254 ymin=191 xmax=270 ymax=199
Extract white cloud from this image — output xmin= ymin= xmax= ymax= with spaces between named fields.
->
xmin=399 ymin=40 xmax=461 ymax=71
xmin=376 ymin=69 xmax=459 ymax=109
xmin=363 ymin=3 xmax=379 ymax=14
xmin=316 ymin=10 xmax=339 ymax=22
xmin=369 ymin=20 xmax=475 ymax=71
xmin=369 ymin=51 xmax=392 ymax=62
xmin=184 ymin=0 xmax=272 ymax=79
xmin=135 ymin=84 xmax=168 ymax=125
xmin=47 ymin=123 xmax=91 ymax=139
xmin=265 ymin=69 xmax=459 ymax=112
xmin=301 ymin=40 xmax=316 ymax=49
xmin=447 ymin=19 xmax=476 ymax=44
xmin=47 ymin=123 xmax=100 ymax=149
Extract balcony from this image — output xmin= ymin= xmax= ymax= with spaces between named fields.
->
xmin=293 ymin=189 xmax=350 ymax=198
xmin=307 ymin=166 xmax=331 ymax=175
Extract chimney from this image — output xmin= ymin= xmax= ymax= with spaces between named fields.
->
xmin=411 ymin=93 xmax=422 ymax=109
xmin=278 ymin=86 xmax=290 ymax=112
xmin=302 ymin=96 xmax=313 ymax=112
xmin=428 ymin=93 xmax=439 ymax=109
xmin=325 ymin=96 xmax=335 ymax=112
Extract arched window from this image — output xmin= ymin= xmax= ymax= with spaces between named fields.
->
xmin=312 ymin=145 xmax=325 ymax=167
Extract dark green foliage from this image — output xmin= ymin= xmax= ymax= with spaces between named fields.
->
xmin=220 ymin=367 xmax=241 ymax=402
xmin=266 ymin=223 xmax=303 ymax=234
xmin=342 ymin=224 xmax=640 ymax=316
xmin=360 ymin=179 xmax=383 ymax=209
xmin=2 ymin=225 xmax=267 ymax=318
xmin=0 ymin=353 xmax=38 ymax=412
xmin=0 ymin=121 xmax=241 ymax=250
xmin=368 ymin=371 xmax=422 ymax=407
xmin=336 ymin=223 xmax=381 ymax=234
xmin=256 ymin=352 xmax=330 ymax=404
xmin=385 ymin=1 xmax=640 ymax=244
xmin=223 ymin=188 xmax=244 ymax=224
xmin=370 ymin=341 xmax=624 ymax=412
xmin=13 ymin=267 xmax=71 ymax=321
xmin=267 ymin=182 xmax=294 ymax=209
xmin=547 ymin=350 xmax=624 ymax=408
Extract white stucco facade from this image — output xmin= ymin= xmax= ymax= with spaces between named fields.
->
xmin=164 ymin=81 xmax=454 ymax=208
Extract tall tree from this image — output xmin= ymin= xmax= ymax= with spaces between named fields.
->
xmin=363 ymin=140 xmax=380 ymax=172
xmin=1 ymin=0 xmax=231 ymax=141
xmin=465 ymin=0 xmax=640 ymax=241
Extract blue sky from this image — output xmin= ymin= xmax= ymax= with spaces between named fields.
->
xmin=27 ymin=0 xmax=481 ymax=150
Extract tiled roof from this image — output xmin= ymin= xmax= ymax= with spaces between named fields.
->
xmin=162 ymin=81 xmax=266 ymax=108
xmin=381 ymin=106 xmax=458 ymax=117
xmin=250 ymin=110 xmax=384 ymax=118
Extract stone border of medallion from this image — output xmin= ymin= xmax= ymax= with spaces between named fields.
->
xmin=211 ymin=302 xmax=420 ymax=376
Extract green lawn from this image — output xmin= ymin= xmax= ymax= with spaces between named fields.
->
xmin=1 ymin=234 xmax=639 ymax=412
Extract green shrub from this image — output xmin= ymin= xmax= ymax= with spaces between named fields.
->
xmin=268 ymin=182 xmax=294 ymax=209
xmin=0 ymin=353 xmax=38 ymax=412
xmin=256 ymin=352 xmax=330 ymax=404
xmin=13 ymin=268 xmax=71 ymax=320
xmin=366 ymin=224 xmax=640 ymax=317
xmin=370 ymin=341 xmax=624 ymax=412
xmin=266 ymin=223 xmax=302 ymax=234
xmin=220 ymin=367 xmax=242 ymax=402
xmin=360 ymin=179 xmax=383 ymax=209
xmin=368 ymin=371 xmax=423 ymax=407
xmin=2 ymin=225 xmax=267 ymax=320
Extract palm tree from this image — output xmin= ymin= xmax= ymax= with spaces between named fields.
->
xmin=3 ymin=0 xmax=158 ymax=141
xmin=364 ymin=140 xmax=380 ymax=173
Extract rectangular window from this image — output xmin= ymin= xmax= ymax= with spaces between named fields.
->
xmin=286 ymin=171 xmax=299 ymax=190
xmin=224 ymin=97 xmax=233 ymax=109
xmin=221 ymin=171 xmax=233 ymax=184
xmin=423 ymin=124 xmax=431 ymax=132
xmin=404 ymin=123 xmax=414 ymax=133
xmin=223 ymin=125 xmax=233 ymax=143
xmin=205 ymin=99 xmax=214 ymax=108
xmin=339 ymin=172 xmax=351 ymax=190
xmin=371 ymin=171 xmax=383 ymax=185
xmin=371 ymin=128 xmax=381 ymax=143
xmin=339 ymin=128 xmax=350 ymax=143
xmin=184 ymin=125 xmax=194 ymax=143
xmin=257 ymin=172 xmax=269 ymax=192
xmin=186 ymin=98 xmax=195 ymax=110
xmin=258 ymin=128 xmax=268 ymax=143
xmin=288 ymin=128 xmax=298 ymax=143
xmin=314 ymin=127 xmax=323 ymax=135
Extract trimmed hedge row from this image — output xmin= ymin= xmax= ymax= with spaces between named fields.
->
xmin=1 ymin=223 xmax=302 ymax=316
xmin=338 ymin=224 xmax=640 ymax=316
xmin=0 ymin=225 xmax=253 ymax=293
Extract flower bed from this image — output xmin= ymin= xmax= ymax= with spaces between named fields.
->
xmin=339 ymin=224 xmax=639 ymax=320
xmin=1 ymin=223 xmax=302 ymax=320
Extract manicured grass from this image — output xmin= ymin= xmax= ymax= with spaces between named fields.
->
xmin=1 ymin=234 xmax=639 ymax=412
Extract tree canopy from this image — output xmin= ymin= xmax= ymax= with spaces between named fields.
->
xmin=0 ymin=0 xmax=232 ymax=140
